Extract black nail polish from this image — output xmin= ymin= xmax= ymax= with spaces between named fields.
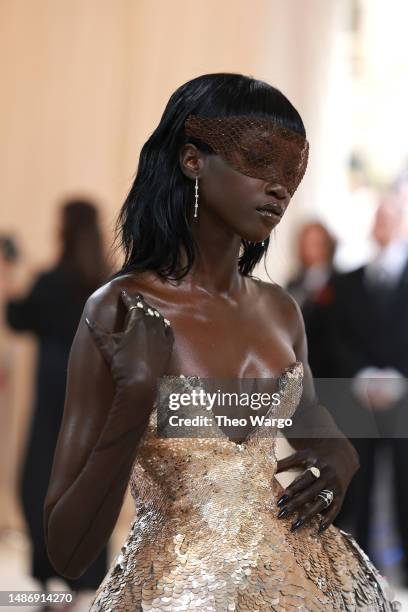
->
xmin=318 ymin=522 xmax=326 ymax=534
xmin=291 ymin=519 xmax=303 ymax=532
xmin=277 ymin=494 xmax=289 ymax=507
xmin=277 ymin=507 xmax=289 ymax=519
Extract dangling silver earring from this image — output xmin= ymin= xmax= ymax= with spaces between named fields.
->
xmin=194 ymin=176 xmax=199 ymax=219
xmin=261 ymin=241 xmax=265 ymax=247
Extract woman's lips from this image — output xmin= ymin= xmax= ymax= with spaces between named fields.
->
xmin=256 ymin=208 xmax=282 ymax=224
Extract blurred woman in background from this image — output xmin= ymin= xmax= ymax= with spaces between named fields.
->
xmin=4 ymin=199 xmax=111 ymax=609
xmin=287 ymin=222 xmax=337 ymax=377
xmin=287 ymin=221 xmax=337 ymax=309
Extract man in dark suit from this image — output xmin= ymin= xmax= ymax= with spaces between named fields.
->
xmin=328 ymin=193 xmax=408 ymax=578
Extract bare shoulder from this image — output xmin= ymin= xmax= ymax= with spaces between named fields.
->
xmin=251 ymin=278 xmax=303 ymax=340
xmin=83 ymin=272 xmax=153 ymax=333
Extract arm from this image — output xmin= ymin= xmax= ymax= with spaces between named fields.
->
xmin=276 ymin=298 xmax=359 ymax=532
xmin=6 ymin=273 xmax=49 ymax=334
xmin=44 ymin=285 xmax=173 ymax=579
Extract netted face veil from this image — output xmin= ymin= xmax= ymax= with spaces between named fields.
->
xmin=184 ymin=114 xmax=309 ymax=197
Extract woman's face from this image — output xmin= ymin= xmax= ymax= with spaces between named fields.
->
xmin=185 ymin=149 xmax=291 ymax=244
xmin=299 ymin=225 xmax=333 ymax=267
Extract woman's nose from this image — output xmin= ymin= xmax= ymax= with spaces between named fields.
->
xmin=265 ymin=183 xmax=290 ymax=203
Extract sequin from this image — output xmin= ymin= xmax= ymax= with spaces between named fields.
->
xmin=89 ymin=363 xmax=400 ymax=611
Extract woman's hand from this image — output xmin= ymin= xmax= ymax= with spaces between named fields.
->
xmin=85 ymin=288 xmax=174 ymax=397
xmin=275 ymin=439 xmax=359 ymax=534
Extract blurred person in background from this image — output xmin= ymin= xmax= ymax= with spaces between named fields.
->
xmin=287 ymin=221 xmax=337 ymax=308
xmin=287 ymin=222 xmax=337 ymax=377
xmin=329 ymin=191 xmax=408 ymax=582
xmin=334 ymin=154 xmax=378 ymax=272
xmin=0 ymin=235 xmax=20 ymax=533
xmin=3 ymin=199 xmax=111 ymax=610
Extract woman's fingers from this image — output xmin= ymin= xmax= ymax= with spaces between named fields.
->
xmin=121 ymin=290 xmax=148 ymax=329
xmin=120 ymin=289 xmax=171 ymax=333
xmin=289 ymin=496 xmax=329 ymax=532
xmin=85 ymin=318 xmax=122 ymax=366
xmin=318 ymin=498 xmax=341 ymax=532
xmin=85 ymin=290 xmax=169 ymax=364
xmin=277 ymin=478 xmax=338 ymax=533
xmin=276 ymin=468 xmax=321 ymax=507
xmin=276 ymin=449 xmax=316 ymax=473
xmin=277 ymin=471 xmax=324 ymax=512
xmin=275 ymin=460 xmax=340 ymax=533
xmin=276 ymin=457 xmax=322 ymax=507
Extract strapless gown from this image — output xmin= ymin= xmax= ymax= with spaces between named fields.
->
xmin=89 ymin=362 xmax=400 ymax=611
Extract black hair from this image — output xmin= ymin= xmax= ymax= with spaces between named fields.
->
xmin=109 ymin=73 xmax=306 ymax=282
xmin=59 ymin=198 xmax=111 ymax=295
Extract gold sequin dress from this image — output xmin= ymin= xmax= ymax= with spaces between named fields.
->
xmin=89 ymin=362 xmax=400 ymax=611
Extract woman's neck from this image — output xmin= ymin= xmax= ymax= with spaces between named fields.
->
xmin=181 ymin=217 xmax=244 ymax=296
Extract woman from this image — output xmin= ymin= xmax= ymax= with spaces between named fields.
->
xmin=287 ymin=222 xmax=337 ymax=309
xmin=287 ymin=222 xmax=338 ymax=377
xmin=44 ymin=74 xmax=399 ymax=610
xmin=6 ymin=200 xmax=110 ymax=606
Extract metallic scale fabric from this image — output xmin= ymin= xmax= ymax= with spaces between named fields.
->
xmin=184 ymin=115 xmax=309 ymax=197
xmin=89 ymin=362 xmax=400 ymax=611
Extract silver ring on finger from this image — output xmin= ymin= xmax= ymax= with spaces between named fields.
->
xmin=306 ymin=466 xmax=321 ymax=479
xmin=129 ymin=302 xmax=144 ymax=312
xmin=317 ymin=489 xmax=334 ymax=508
xmin=129 ymin=300 xmax=145 ymax=311
xmin=163 ymin=318 xmax=171 ymax=327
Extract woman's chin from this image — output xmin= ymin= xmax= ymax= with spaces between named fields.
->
xmin=239 ymin=233 xmax=270 ymax=244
